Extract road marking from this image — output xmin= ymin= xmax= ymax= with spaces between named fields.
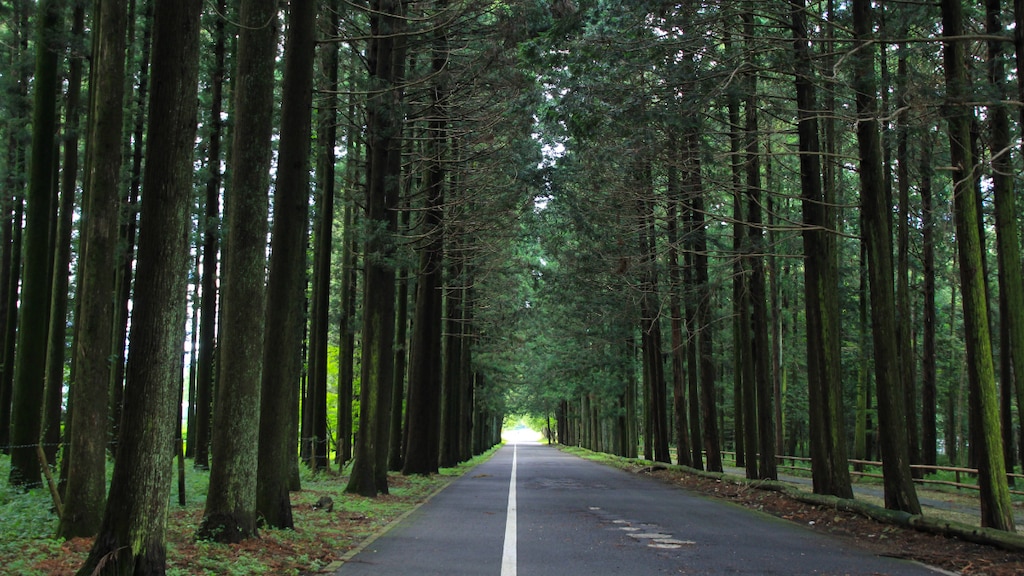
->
xmin=501 ymin=443 xmax=517 ymax=576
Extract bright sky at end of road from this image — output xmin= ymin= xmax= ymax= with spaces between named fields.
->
xmin=501 ymin=427 xmax=543 ymax=444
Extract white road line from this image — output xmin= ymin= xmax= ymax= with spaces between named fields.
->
xmin=501 ymin=443 xmax=518 ymax=576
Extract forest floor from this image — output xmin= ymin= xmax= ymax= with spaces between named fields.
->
xmin=0 ymin=453 xmax=487 ymax=576
xmin=608 ymin=455 xmax=1024 ymax=576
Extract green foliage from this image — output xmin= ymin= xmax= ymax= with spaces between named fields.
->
xmin=0 ymin=450 xmax=481 ymax=574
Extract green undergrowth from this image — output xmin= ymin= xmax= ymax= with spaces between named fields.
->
xmin=0 ymin=446 xmax=500 ymax=575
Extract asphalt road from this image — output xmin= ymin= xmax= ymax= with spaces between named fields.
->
xmin=334 ymin=443 xmax=948 ymax=575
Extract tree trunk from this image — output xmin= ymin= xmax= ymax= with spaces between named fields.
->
xmin=389 ymin=241 xmax=409 ymax=472
xmin=688 ymin=130 xmax=722 ymax=474
xmin=336 ymin=165 xmax=358 ymax=467
xmin=256 ymin=0 xmax=316 ymax=530
xmin=942 ymin=0 xmax=1014 ymax=531
xmin=683 ymin=253 xmax=702 ymax=469
xmin=403 ymin=5 xmax=447 ymax=471
xmin=108 ymin=0 xmax=151 ymax=456
xmin=75 ymin=0 xmax=202 ymax=570
xmin=346 ymin=0 xmax=405 ymax=497
xmin=666 ymin=159 xmax=691 ymax=468
xmin=199 ymin=0 xmax=278 ymax=542
xmin=8 ymin=0 xmax=61 ymax=489
xmin=742 ymin=6 xmax=775 ymax=480
xmin=893 ymin=39 xmax=921 ymax=479
xmin=790 ymin=0 xmax=853 ymax=499
xmin=726 ymin=70 xmax=746 ymax=470
xmin=42 ymin=1 xmax=84 ymax=471
xmin=59 ymin=0 xmax=127 ymax=537
xmin=852 ymin=0 xmax=921 ymax=515
xmin=919 ymin=128 xmax=937 ymax=467
xmin=637 ymin=166 xmax=670 ymax=464
xmin=192 ymin=0 xmax=227 ymax=471
xmin=984 ymin=0 xmax=1019 ymax=481
xmin=440 ymin=260 xmax=464 ymax=468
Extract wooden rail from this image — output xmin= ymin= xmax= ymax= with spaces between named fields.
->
xmin=720 ymin=451 xmax=1024 ymax=496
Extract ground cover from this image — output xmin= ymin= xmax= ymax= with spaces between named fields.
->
xmin=0 ymin=451 xmax=494 ymax=575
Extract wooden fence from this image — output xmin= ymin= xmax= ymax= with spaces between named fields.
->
xmin=763 ymin=453 xmax=1024 ymax=497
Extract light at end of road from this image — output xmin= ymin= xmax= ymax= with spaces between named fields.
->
xmin=501 ymin=427 xmax=544 ymax=444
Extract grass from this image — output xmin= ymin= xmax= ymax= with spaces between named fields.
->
xmin=0 ymin=446 xmax=499 ymax=575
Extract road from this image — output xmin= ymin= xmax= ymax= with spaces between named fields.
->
xmin=334 ymin=443 xmax=948 ymax=575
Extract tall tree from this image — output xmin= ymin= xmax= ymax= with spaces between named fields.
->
xmin=42 ymin=0 xmax=85 ymax=468
xmin=8 ymin=0 xmax=61 ymax=488
xmin=894 ymin=32 xmax=920 ymax=474
xmin=687 ymin=131 xmax=722 ymax=474
xmin=919 ymin=127 xmax=938 ymax=467
xmin=75 ymin=0 xmax=202 ymax=570
xmin=305 ymin=0 xmax=340 ymax=473
xmin=346 ymin=0 xmax=406 ymax=497
xmin=257 ymin=0 xmax=316 ymax=530
xmin=191 ymin=0 xmax=228 ymax=470
xmin=852 ymin=0 xmax=921 ymax=514
xmin=199 ymin=0 xmax=277 ymax=542
xmin=742 ymin=5 xmax=775 ymax=481
xmin=0 ymin=0 xmax=31 ymax=456
xmin=402 ymin=0 xmax=447 ymax=473
xmin=110 ymin=0 xmax=153 ymax=455
xmin=59 ymin=0 xmax=127 ymax=538
xmin=1001 ymin=0 xmax=1024 ymax=480
xmin=942 ymin=0 xmax=1014 ymax=531
xmin=790 ymin=0 xmax=852 ymax=499
xmin=665 ymin=148 xmax=691 ymax=469
xmin=637 ymin=160 xmax=670 ymax=465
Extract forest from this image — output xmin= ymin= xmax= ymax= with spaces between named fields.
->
xmin=2 ymin=0 xmax=1024 ymax=572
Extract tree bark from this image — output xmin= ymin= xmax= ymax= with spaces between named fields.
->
xmin=666 ymin=158 xmax=691 ymax=469
xmin=256 ymin=0 xmax=316 ymax=530
xmin=199 ymin=0 xmax=277 ymax=542
xmin=8 ymin=0 xmax=61 ymax=489
xmin=403 ymin=3 xmax=447 ymax=472
xmin=742 ymin=6 xmax=775 ymax=480
xmin=920 ymin=128 xmax=937 ymax=467
xmin=59 ymin=0 xmax=127 ymax=537
xmin=346 ymin=0 xmax=405 ymax=497
xmin=108 ymin=0 xmax=151 ymax=456
xmin=790 ymin=0 xmax=852 ymax=499
xmin=942 ymin=0 xmax=1014 ymax=531
xmin=637 ymin=162 xmax=670 ymax=465
xmin=42 ymin=0 xmax=84 ymax=471
xmin=192 ymin=0 xmax=227 ymax=471
xmin=688 ymin=132 xmax=722 ymax=474
xmin=852 ymin=0 xmax=921 ymax=515
xmin=75 ymin=0 xmax=202 ymax=570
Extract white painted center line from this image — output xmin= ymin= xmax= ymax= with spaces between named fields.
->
xmin=501 ymin=443 xmax=518 ymax=576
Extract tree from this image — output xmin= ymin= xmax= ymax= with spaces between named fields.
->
xmin=257 ymin=0 xmax=316 ymax=530
xmin=941 ymin=0 xmax=1014 ymax=531
xmin=665 ymin=147 xmax=691 ymax=469
xmin=75 ymin=0 xmax=203 ymax=570
xmin=742 ymin=5 xmax=775 ymax=481
xmin=199 ymin=0 xmax=277 ymax=542
xmin=59 ymin=0 xmax=127 ymax=538
xmin=8 ymin=0 xmax=61 ymax=489
xmin=42 ymin=0 xmax=85 ymax=469
xmin=191 ymin=0 xmax=228 ymax=470
xmin=790 ymin=0 xmax=852 ymax=499
xmin=346 ymin=0 xmax=406 ymax=497
xmin=851 ymin=0 xmax=921 ymax=515
xmin=402 ymin=0 xmax=448 ymax=476
xmin=305 ymin=0 xmax=340 ymax=474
